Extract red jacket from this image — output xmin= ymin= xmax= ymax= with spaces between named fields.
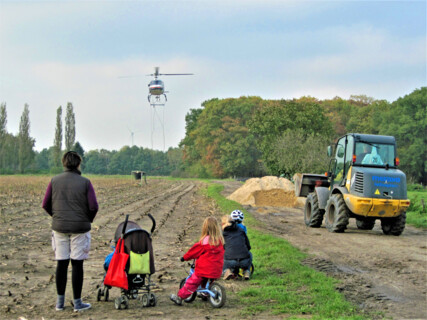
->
xmin=183 ymin=236 xmax=224 ymax=279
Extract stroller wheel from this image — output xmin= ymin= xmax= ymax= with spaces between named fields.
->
xmin=104 ymin=288 xmax=109 ymax=301
xmin=148 ymin=293 xmax=157 ymax=306
xmin=114 ymin=297 xmax=121 ymax=310
xmin=97 ymin=288 xmax=102 ymax=301
xmin=122 ymin=295 xmax=129 ymax=309
xmin=114 ymin=296 xmax=129 ymax=310
xmin=140 ymin=293 xmax=150 ymax=307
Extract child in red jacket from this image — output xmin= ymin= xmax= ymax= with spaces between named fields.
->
xmin=170 ymin=216 xmax=225 ymax=305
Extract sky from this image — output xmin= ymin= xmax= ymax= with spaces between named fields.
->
xmin=0 ymin=0 xmax=426 ymax=152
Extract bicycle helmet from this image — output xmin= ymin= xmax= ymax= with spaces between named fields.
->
xmin=230 ymin=210 xmax=243 ymax=223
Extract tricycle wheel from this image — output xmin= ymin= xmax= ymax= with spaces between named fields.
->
xmin=209 ymin=283 xmax=226 ymax=308
xmin=179 ymin=278 xmax=196 ymax=302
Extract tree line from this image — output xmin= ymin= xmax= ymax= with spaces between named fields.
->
xmin=179 ymin=87 xmax=426 ymax=184
xmin=0 ymin=102 xmax=182 ymax=176
xmin=1 ymin=87 xmax=425 ymax=183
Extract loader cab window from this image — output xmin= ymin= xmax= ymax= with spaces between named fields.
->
xmin=355 ymin=142 xmax=396 ymax=167
xmin=334 ymin=137 xmax=346 ymax=181
xmin=344 ymin=135 xmax=354 ymax=175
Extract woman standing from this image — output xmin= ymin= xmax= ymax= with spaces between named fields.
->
xmin=42 ymin=151 xmax=98 ymax=312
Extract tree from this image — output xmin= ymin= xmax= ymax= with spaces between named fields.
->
xmin=273 ymin=129 xmax=330 ymax=177
xmin=52 ymin=106 xmax=62 ymax=168
xmin=18 ymin=104 xmax=35 ymax=173
xmin=167 ymin=147 xmax=185 ymax=177
xmin=249 ymin=99 xmax=334 ymax=175
xmin=85 ymin=149 xmax=111 ymax=174
xmin=65 ymin=102 xmax=76 ymax=151
xmin=73 ymin=141 xmax=85 ymax=170
xmin=0 ymin=103 xmax=7 ymax=170
xmin=73 ymin=141 xmax=85 ymax=158
xmin=1 ymin=133 xmax=18 ymax=173
xmin=180 ymin=97 xmax=264 ymax=178
xmin=378 ymin=87 xmax=427 ymax=184
xmin=34 ymin=148 xmax=51 ymax=171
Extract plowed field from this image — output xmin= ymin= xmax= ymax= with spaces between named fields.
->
xmin=0 ymin=177 xmax=426 ymax=320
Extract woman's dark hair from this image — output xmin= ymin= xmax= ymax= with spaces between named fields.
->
xmin=62 ymin=151 xmax=82 ymax=169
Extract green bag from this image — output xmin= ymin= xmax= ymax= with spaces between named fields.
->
xmin=128 ymin=250 xmax=150 ymax=274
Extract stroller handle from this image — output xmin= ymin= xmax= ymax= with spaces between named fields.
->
xmin=121 ymin=214 xmax=129 ymax=238
xmin=148 ymin=213 xmax=156 ymax=234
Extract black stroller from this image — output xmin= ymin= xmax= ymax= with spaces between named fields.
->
xmin=97 ymin=214 xmax=157 ymax=309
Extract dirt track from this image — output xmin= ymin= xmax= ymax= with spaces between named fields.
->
xmin=0 ymin=178 xmax=426 ymax=320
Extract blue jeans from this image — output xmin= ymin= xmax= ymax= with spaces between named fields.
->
xmin=223 ymin=254 xmax=252 ymax=273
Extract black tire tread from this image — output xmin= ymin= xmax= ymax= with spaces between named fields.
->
xmin=381 ymin=212 xmax=406 ymax=236
xmin=325 ymin=194 xmax=349 ymax=233
xmin=305 ymin=193 xmax=325 ymax=228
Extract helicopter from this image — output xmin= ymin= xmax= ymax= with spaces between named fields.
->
xmin=147 ymin=67 xmax=193 ymax=105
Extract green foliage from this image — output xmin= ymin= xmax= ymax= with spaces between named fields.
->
xmin=181 ymin=97 xmax=264 ymax=178
xmin=0 ymin=103 xmax=7 ymax=171
xmin=407 ymin=190 xmax=427 ymax=228
xmin=378 ymin=87 xmax=426 ymax=184
xmin=53 ymin=106 xmax=62 ymax=167
xmin=85 ymin=149 xmax=111 ymax=174
xmin=34 ymin=148 xmax=50 ymax=171
xmin=273 ymin=129 xmax=330 ymax=176
xmin=64 ymin=102 xmax=76 ymax=151
xmin=407 ymin=184 xmax=425 ymax=191
xmin=250 ymin=99 xmax=334 ymax=175
xmin=18 ymin=104 xmax=35 ymax=173
xmin=84 ymin=146 xmax=180 ymax=175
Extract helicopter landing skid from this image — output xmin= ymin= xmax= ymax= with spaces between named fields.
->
xmin=148 ymin=94 xmax=167 ymax=105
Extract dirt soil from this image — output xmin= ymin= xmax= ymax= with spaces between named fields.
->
xmin=1 ymin=178 xmax=426 ymax=320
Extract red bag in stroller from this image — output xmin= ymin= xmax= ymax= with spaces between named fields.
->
xmin=104 ymin=237 xmax=129 ymax=290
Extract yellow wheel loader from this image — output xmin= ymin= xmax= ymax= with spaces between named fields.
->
xmin=295 ymin=133 xmax=410 ymax=236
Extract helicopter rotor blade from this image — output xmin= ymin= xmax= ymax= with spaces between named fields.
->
xmin=157 ymin=73 xmax=194 ymax=76
xmin=146 ymin=73 xmax=193 ymax=77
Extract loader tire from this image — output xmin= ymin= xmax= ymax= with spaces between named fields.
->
xmin=325 ymin=193 xmax=349 ymax=233
xmin=356 ymin=217 xmax=376 ymax=230
xmin=381 ymin=212 xmax=406 ymax=236
xmin=304 ymin=193 xmax=325 ymax=228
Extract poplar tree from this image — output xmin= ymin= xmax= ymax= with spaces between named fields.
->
xmin=53 ymin=106 xmax=62 ymax=167
xmin=0 ymin=103 xmax=7 ymax=169
xmin=18 ymin=104 xmax=35 ymax=173
xmin=65 ymin=102 xmax=75 ymax=151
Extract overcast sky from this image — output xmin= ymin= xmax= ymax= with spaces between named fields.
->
xmin=0 ymin=0 xmax=425 ymax=152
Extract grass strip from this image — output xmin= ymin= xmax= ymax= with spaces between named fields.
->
xmin=204 ymin=183 xmax=369 ymax=319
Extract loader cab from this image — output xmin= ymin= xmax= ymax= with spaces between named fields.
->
xmin=328 ymin=133 xmax=398 ymax=187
